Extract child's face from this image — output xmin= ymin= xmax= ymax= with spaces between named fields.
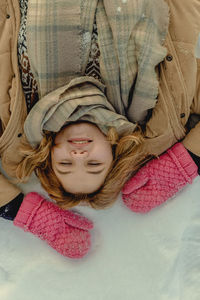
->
xmin=51 ymin=122 xmax=113 ymax=194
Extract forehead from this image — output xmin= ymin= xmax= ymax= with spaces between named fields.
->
xmin=57 ymin=169 xmax=108 ymax=193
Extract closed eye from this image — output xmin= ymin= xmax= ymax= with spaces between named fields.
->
xmin=59 ymin=162 xmax=72 ymax=166
xmin=87 ymin=162 xmax=102 ymax=166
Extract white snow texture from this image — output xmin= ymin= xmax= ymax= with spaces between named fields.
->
xmin=0 ymin=172 xmax=200 ymax=300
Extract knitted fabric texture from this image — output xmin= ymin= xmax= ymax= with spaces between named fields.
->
xmin=122 ymin=143 xmax=198 ymax=213
xmin=13 ymin=192 xmax=93 ymax=258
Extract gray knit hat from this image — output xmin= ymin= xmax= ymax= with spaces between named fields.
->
xmin=24 ymin=76 xmax=136 ymax=147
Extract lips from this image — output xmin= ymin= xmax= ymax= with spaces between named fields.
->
xmin=67 ymin=138 xmax=93 ymax=145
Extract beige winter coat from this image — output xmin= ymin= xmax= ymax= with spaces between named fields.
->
xmin=0 ymin=0 xmax=200 ymax=207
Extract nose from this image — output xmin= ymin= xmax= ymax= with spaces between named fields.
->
xmin=70 ymin=149 xmax=88 ymax=158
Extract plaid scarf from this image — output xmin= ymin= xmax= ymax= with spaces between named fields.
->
xmin=26 ymin=0 xmax=169 ymax=127
xmin=24 ymin=77 xmax=136 ymax=147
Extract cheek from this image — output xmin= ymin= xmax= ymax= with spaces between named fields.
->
xmin=96 ymin=143 xmax=113 ymax=162
xmin=51 ymin=146 xmax=65 ymax=161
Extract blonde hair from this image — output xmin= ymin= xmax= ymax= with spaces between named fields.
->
xmin=16 ymin=127 xmax=150 ymax=209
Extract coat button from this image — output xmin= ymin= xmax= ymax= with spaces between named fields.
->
xmin=17 ymin=133 xmax=22 ymax=138
xmin=6 ymin=14 xmax=10 ymax=19
xmin=166 ymin=54 xmax=173 ymax=62
xmin=180 ymin=113 xmax=185 ymax=118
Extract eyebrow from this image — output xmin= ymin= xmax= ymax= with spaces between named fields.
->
xmin=87 ymin=169 xmax=105 ymax=174
xmin=55 ymin=168 xmax=105 ymax=175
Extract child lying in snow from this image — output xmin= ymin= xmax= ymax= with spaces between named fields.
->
xmin=0 ymin=0 xmax=200 ymax=258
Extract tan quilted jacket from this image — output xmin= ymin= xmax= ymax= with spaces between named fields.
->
xmin=0 ymin=0 xmax=199 ymax=206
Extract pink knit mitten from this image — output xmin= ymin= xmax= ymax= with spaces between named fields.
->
xmin=122 ymin=143 xmax=198 ymax=213
xmin=13 ymin=192 xmax=93 ymax=258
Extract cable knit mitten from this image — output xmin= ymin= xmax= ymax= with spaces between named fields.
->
xmin=13 ymin=192 xmax=93 ymax=258
xmin=122 ymin=143 xmax=198 ymax=213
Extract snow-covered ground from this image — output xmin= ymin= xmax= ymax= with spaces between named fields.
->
xmin=0 ymin=173 xmax=200 ymax=300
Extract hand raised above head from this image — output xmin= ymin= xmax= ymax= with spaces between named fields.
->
xmin=14 ymin=192 xmax=93 ymax=259
xmin=122 ymin=143 xmax=198 ymax=213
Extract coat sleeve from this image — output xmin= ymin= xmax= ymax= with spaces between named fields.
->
xmin=182 ymin=58 xmax=200 ymax=156
xmin=0 ymin=172 xmax=22 ymax=207
xmin=0 ymin=1 xmax=24 ymax=208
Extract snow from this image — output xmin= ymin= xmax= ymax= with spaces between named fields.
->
xmin=0 ymin=173 xmax=200 ymax=300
